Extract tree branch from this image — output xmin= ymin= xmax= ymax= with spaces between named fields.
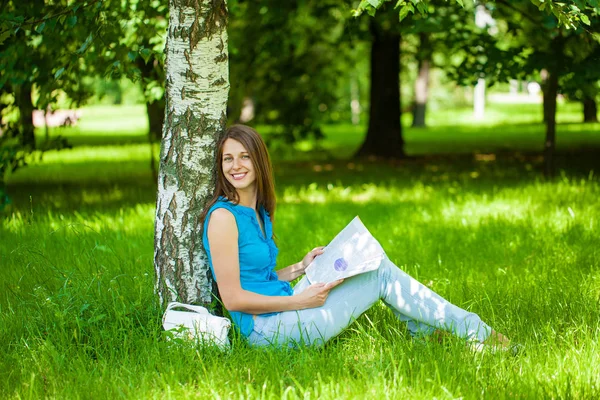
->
xmin=491 ymin=0 xmax=544 ymax=26
xmin=3 ymin=0 xmax=102 ymax=28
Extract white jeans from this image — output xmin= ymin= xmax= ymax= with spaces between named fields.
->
xmin=247 ymin=256 xmax=492 ymax=347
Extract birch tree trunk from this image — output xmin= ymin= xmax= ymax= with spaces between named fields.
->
xmin=154 ymin=0 xmax=229 ymax=307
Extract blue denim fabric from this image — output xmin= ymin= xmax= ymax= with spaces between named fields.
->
xmin=247 ymin=256 xmax=492 ymax=347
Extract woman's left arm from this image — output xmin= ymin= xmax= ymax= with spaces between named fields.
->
xmin=276 ymin=247 xmax=325 ymax=282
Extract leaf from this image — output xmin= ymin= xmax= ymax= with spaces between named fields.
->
xmin=140 ymin=48 xmax=152 ymax=63
xmin=367 ymin=0 xmax=383 ymax=7
xmin=54 ymin=67 xmax=65 ymax=79
xmin=76 ymin=33 xmax=93 ymax=54
xmin=456 ymin=0 xmax=464 ymax=6
xmin=580 ymin=14 xmax=590 ymax=25
xmin=35 ymin=22 xmax=45 ymax=33
xmin=399 ymin=5 xmax=412 ymax=21
xmin=66 ymin=15 xmax=77 ymax=27
xmin=0 ymin=30 xmax=10 ymax=46
xmin=128 ymin=51 xmax=137 ymax=61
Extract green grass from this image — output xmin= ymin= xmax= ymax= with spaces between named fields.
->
xmin=2 ymin=102 xmax=600 ymax=398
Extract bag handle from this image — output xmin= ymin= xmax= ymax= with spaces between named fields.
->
xmin=165 ymin=302 xmax=210 ymax=315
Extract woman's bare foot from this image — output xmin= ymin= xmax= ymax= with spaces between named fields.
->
xmin=482 ymin=330 xmax=511 ymax=348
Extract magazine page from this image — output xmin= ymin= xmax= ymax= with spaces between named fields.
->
xmin=305 ymin=216 xmax=385 ymax=284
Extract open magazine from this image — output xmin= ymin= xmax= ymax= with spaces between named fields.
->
xmin=305 ymin=216 xmax=385 ymax=284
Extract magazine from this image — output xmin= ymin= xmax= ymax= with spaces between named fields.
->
xmin=305 ymin=216 xmax=385 ymax=284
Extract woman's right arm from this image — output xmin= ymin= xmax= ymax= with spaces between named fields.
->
xmin=207 ymin=208 xmax=342 ymax=315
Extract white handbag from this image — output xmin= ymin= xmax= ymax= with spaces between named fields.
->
xmin=162 ymin=302 xmax=231 ymax=349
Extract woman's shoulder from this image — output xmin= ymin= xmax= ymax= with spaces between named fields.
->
xmin=207 ymin=197 xmax=235 ymax=212
xmin=207 ymin=207 xmax=236 ymax=228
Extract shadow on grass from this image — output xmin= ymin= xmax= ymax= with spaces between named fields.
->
xmin=4 ymin=150 xmax=598 ymax=214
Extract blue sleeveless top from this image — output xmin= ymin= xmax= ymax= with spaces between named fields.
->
xmin=202 ymin=197 xmax=293 ymax=337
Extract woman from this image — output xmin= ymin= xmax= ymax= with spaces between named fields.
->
xmin=202 ymin=124 xmax=510 ymax=349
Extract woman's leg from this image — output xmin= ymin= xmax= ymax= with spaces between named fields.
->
xmin=376 ymin=257 xmax=491 ymax=342
xmin=247 ymin=256 xmax=492 ymax=347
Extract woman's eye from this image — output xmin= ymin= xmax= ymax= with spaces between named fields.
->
xmin=223 ymin=157 xmax=232 ymax=162
xmin=242 ymin=155 xmax=250 ymax=159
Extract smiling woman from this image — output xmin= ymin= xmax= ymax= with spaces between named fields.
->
xmin=200 ymin=125 xmax=512 ymax=350
xmin=222 ymin=139 xmax=257 ymax=192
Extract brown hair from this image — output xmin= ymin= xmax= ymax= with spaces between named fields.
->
xmin=201 ymin=124 xmax=276 ymax=225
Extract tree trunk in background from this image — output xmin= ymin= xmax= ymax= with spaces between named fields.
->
xmin=147 ymin=98 xmax=165 ymax=141
xmin=154 ymin=0 xmax=229 ymax=307
xmin=147 ymin=98 xmax=165 ymax=182
xmin=542 ymin=36 xmax=564 ymax=178
xmin=583 ymin=96 xmax=598 ymax=123
xmin=541 ymin=69 xmax=550 ymax=124
xmin=542 ymin=69 xmax=559 ymax=178
xmin=412 ymin=32 xmax=431 ymax=128
xmin=17 ymin=82 xmax=35 ymax=150
xmin=137 ymin=57 xmax=166 ymax=141
xmin=356 ymin=18 xmax=403 ymax=158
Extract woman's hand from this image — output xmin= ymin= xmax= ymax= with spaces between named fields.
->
xmin=276 ymin=246 xmax=325 ymax=282
xmin=301 ymin=246 xmax=326 ymax=271
xmin=294 ymin=279 xmax=344 ymax=309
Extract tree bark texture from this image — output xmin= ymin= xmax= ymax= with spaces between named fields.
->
xmin=355 ymin=18 xmax=404 ymax=159
xmin=583 ymin=96 xmax=598 ymax=123
xmin=412 ymin=33 xmax=431 ymax=128
xmin=17 ymin=82 xmax=35 ymax=150
xmin=154 ymin=0 xmax=229 ymax=307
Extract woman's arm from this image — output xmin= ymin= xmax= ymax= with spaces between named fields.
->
xmin=276 ymin=262 xmax=304 ymax=282
xmin=276 ymin=247 xmax=325 ymax=282
xmin=207 ymin=209 xmax=340 ymax=314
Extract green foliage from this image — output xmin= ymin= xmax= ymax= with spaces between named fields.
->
xmin=354 ymin=0 xmax=600 ymax=29
xmin=0 ymin=0 xmax=167 ymax=185
xmin=228 ymin=0 xmax=356 ymax=144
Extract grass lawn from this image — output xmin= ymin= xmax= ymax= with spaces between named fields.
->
xmin=1 ymin=102 xmax=599 ymax=398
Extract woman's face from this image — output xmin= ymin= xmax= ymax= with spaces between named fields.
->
xmin=222 ymin=138 xmax=257 ymax=193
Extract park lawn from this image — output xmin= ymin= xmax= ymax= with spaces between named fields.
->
xmin=31 ymin=101 xmax=600 ymax=160
xmin=2 ymin=103 xmax=600 ymax=398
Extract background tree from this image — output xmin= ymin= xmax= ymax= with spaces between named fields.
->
xmin=489 ymin=1 xmax=600 ymax=176
xmin=0 ymin=0 xmax=104 ymax=207
xmin=355 ymin=8 xmax=404 ymax=158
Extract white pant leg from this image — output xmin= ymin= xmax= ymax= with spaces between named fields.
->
xmin=247 ymin=256 xmax=491 ymax=347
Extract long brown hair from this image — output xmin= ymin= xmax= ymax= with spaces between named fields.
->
xmin=201 ymin=124 xmax=276 ymax=224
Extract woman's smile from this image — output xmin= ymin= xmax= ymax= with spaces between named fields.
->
xmin=231 ymin=172 xmax=247 ymax=180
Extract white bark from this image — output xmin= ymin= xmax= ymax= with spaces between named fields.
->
xmin=154 ymin=0 xmax=229 ymax=306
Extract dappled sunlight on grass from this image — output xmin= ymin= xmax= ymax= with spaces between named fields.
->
xmin=29 ymin=144 xmax=154 ymax=164
xmin=7 ymin=145 xmax=157 ymax=185
xmin=281 ymin=182 xmax=434 ymax=205
xmin=439 ymin=178 xmax=599 ymax=231
xmin=441 ymin=198 xmax=533 ymax=226
xmin=3 ymin=204 xmax=154 ymax=235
